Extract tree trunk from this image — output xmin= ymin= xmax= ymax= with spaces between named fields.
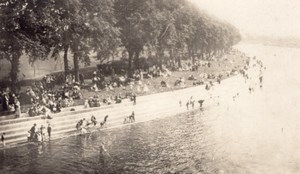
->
xmin=177 ymin=56 xmax=182 ymax=68
xmin=188 ymin=48 xmax=192 ymax=63
xmin=134 ymin=50 xmax=141 ymax=70
xmin=157 ymin=47 xmax=164 ymax=70
xmin=169 ymin=48 xmax=174 ymax=62
xmin=127 ymin=50 xmax=134 ymax=77
xmin=10 ymin=53 xmax=20 ymax=92
xmin=33 ymin=63 xmax=36 ymax=77
xmin=192 ymin=50 xmax=195 ymax=65
xmin=63 ymin=45 xmax=69 ymax=80
xmin=208 ymin=52 xmax=212 ymax=59
xmin=73 ymin=49 xmax=79 ymax=82
xmin=169 ymin=48 xmax=175 ymax=68
xmin=158 ymin=53 xmax=163 ymax=70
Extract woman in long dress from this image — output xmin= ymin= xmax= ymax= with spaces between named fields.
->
xmin=15 ymin=100 xmax=21 ymax=118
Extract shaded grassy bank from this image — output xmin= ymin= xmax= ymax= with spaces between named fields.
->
xmin=3 ymin=50 xmax=248 ymax=116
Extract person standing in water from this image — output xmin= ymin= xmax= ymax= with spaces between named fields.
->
xmin=132 ymin=94 xmax=136 ymax=105
xmin=198 ymin=100 xmax=205 ymax=109
xmin=99 ymin=143 xmax=112 ymax=164
xmin=100 ymin=143 xmax=108 ymax=156
xmin=190 ymin=96 xmax=195 ymax=109
xmin=47 ymin=123 xmax=52 ymax=140
xmin=186 ymin=101 xmax=189 ymax=110
xmin=40 ymin=125 xmax=46 ymax=142
xmin=98 ymin=142 xmax=112 ymax=172
xmin=259 ymin=69 xmax=263 ymax=88
xmin=1 ymin=133 xmax=6 ymax=147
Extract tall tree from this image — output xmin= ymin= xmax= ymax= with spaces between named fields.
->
xmin=49 ymin=0 xmax=120 ymax=81
xmin=114 ymin=0 xmax=160 ymax=76
xmin=0 ymin=0 xmax=51 ymax=92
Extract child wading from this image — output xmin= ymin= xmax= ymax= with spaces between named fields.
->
xmin=259 ymin=70 xmax=263 ymax=88
xmin=132 ymin=94 xmax=137 ymax=105
xmin=198 ymin=100 xmax=205 ymax=108
xmin=1 ymin=133 xmax=5 ymax=147
xmin=129 ymin=111 xmax=135 ymax=123
xmin=186 ymin=101 xmax=189 ymax=110
xmin=47 ymin=123 xmax=52 ymax=140
xmin=40 ymin=125 xmax=46 ymax=142
xmin=29 ymin=123 xmax=37 ymax=141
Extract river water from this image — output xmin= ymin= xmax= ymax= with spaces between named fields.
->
xmin=0 ymin=43 xmax=300 ymax=174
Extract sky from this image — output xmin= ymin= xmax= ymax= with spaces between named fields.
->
xmin=189 ymin=0 xmax=300 ymax=38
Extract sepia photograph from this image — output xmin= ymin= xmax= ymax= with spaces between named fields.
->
xmin=0 ymin=0 xmax=299 ymax=173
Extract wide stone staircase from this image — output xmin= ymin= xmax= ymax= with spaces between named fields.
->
xmin=0 ymin=75 xmax=244 ymax=148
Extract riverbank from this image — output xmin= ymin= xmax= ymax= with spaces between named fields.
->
xmin=0 ymin=50 xmax=251 ymax=149
xmin=9 ymin=49 xmax=247 ymax=114
xmin=0 ymin=71 xmax=253 ymax=150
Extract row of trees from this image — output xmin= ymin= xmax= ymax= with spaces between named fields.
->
xmin=0 ymin=0 xmax=241 ymax=91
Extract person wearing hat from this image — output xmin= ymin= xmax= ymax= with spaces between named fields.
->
xmin=1 ymin=132 xmax=6 ymax=147
xmin=47 ymin=123 xmax=52 ymax=140
xmin=29 ymin=123 xmax=37 ymax=141
xmin=15 ymin=99 xmax=21 ymax=118
xmin=40 ymin=125 xmax=46 ymax=142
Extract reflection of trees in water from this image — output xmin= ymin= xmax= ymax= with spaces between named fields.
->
xmin=27 ymin=144 xmax=39 ymax=173
xmin=92 ymin=132 xmax=113 ymax=173
xmin=102 ymin=125 xmax=155 ymax=172
xmin=0 ymin=111 xmax=223 ymax=173
xmin=97 ymin=143 xmax=108 ymax=173
xmin=0 ymin=150 xmax=5 ymax=167
xmin=75 ymin=135 xmax=87 ymax=159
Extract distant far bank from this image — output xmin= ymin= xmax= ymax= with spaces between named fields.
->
xmin=242 ymin=35 xmax=300 ymax=49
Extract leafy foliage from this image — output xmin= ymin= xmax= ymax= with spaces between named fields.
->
xmin=0 ymin=0 xmax=241 ymax=84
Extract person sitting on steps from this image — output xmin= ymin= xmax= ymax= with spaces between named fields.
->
xmin=129 ymin=111 xmax=135 ymax=123
xmin=91 ymin=115 xmax=97 ymax=126
xmin=100 ymin=115 xmax=109 ymax=128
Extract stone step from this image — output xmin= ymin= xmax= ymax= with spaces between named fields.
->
xmin=2 ymin=75 xmax=245 ymax=147
xmin=4 ymin=103 xmax=185 ymax=146
xmin=0 ymin=102 xmax=117 ymax=126
xmin=4 ymin=96 xmax=205 ymax=144
xmin=0 ymin=90 xmax=173 ymax=128
xmin=0 ymin=89 xmax=182 ymax=129
xmin=4 ymin=101 xmax=181 ymax=144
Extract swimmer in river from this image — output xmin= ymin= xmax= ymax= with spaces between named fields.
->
xmin=186 ymin=101 xmax=189 ymax=110
xmin=100 ymin=143 xmax=111 ymax=158
xmin=259 ymin=70 xmax=263 ymax=88
xmin=198 ymin=100 xmax=204 ymax=108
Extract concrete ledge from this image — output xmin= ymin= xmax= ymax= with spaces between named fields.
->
xmin=0 ymin=74 xmax=244 ymax=148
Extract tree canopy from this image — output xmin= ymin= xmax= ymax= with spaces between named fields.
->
xmin=0 ymin=0 xmax=241 ymax=88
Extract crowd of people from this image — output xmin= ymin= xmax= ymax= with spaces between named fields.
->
xmin=16 ymin=55 xmax=265 ymax=146
xmin=0 ymin=88 xmax=21 ymax=117
xmin=90 ymin=69 xmax=129 ymax=92
xmin=27 ymin=123 xmax=52 ymax=143
xmin=0 ymin=50 xmax=263 ymax=147
xmin=179 ymin=56 xmax=265 ymax=113
xmin=74 ymin=111 xmax=137 ymax=136
xmin=75 ymin=114 xmax=110 ymax=135
xmin=24 ymin=69 xmax=142 ymax=121
xmin=123 ymin=111 xmax=135 ymax=124
xmin=89 ymin=66 xmax=171 ymax=93
xmin=24 ymin=74 xmax=86 ymax=117
xmin=0 ymin=54 xmax=233 ymax=119
xmin=240 ymin=56 xmax=265 ymax=92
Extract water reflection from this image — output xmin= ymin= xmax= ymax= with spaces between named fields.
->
xmin=0 ymin=109 xmax=220 ymax=174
